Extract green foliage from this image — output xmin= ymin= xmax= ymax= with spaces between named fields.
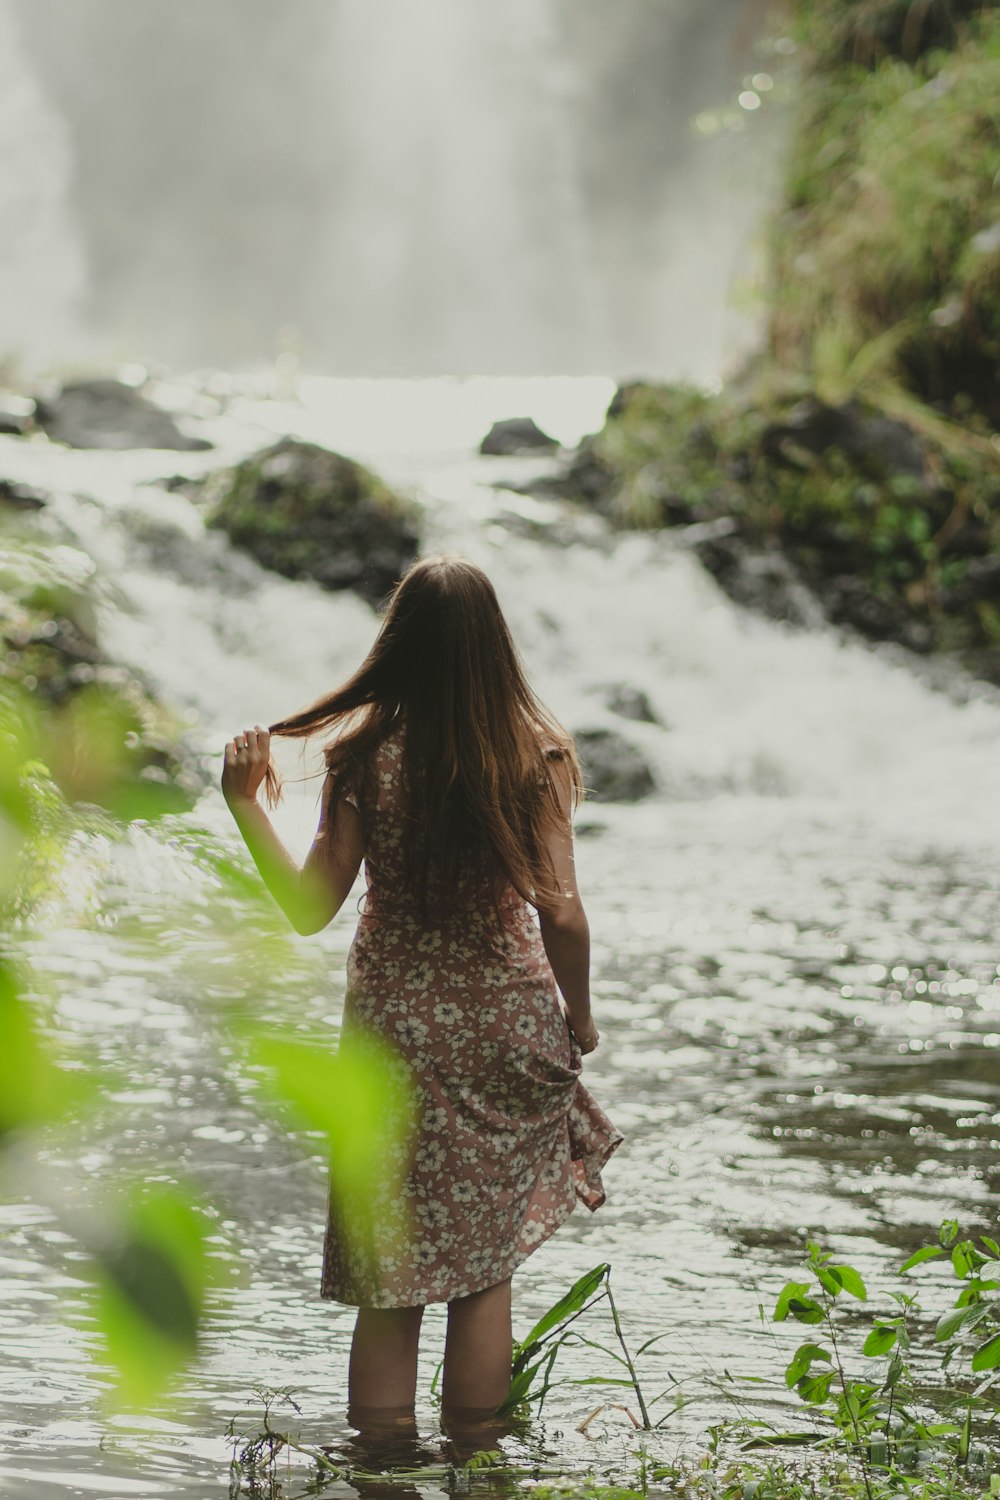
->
xmin=244 ymin=1026 xmax=416 ymax=1269
xmin=0 ymin=539 xmax=202 ymax=818
xmin=502 ymin=1263 xmax=613 ymax=1415
xmin=87 ymin=1181 xmax=212 ymax=1407
xmin=0 ymin=958 xmax=95 ymax=1135
xmin=771 ymin=6 xmax=1000 ymax=421
xmin=0 ymin=672 xmax=418 ymax=1413
xmin=201 ymin=437 xmax=420 ymax=602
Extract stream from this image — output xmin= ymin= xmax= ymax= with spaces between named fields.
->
xmin=2 ymin=373 xmax=1000 ymax=1498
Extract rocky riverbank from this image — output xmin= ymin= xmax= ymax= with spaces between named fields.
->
xmin=540 ymin=0 xmax=1000 ymax=683
xmin=546 ymin=377 xmax=1000 ymax=680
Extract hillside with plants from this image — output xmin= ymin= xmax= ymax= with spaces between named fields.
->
xmin=564 ymin=0 xmax=1000 ymax=680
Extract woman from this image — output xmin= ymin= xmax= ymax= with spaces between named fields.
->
xmin=221 ymin=554 xmax=622 ymax=1435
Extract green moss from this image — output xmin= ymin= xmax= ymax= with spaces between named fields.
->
xmin=769 ymin=8 xmax=1000 ymax=419
xmin=579 ymin=377 xmax=1000 ymax=668
xmin=0 ymin=540 xmax=202 ymax=818
xmin=202 ymin=438 xmax=420 ymax=603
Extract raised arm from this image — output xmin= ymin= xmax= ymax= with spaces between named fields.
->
xmin=222 ymin=726 xmax=364 ymax=936
xmin=535 ymin=754 xmax=599 ymax=1055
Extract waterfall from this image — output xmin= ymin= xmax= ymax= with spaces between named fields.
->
xmin=0 ymin=0 xmax=86 ymax=373
xmin=8 ymin=0 xmax=776 ymax=378
xmin=315 ymin=0 xmax=607 ymax=373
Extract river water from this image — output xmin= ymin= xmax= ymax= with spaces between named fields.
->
xmin=2 ymin=374 xmax=1000 ymax=1498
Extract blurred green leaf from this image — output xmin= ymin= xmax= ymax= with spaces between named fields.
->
xmin=244 ymin=1027 xmax=415 ymax=1270
xmin=0 ymin=959 xmax=93 ymax=1136
xmin=784 ymin=1342 xmax=832 ymax=1389
xmin=797 ymin=1370 xmax=834 ymax=1404
xmin=935 ymin=1304 xmax=978 ymax=1342
xmin=89 ymin=1181 xmax=210 ymax=1407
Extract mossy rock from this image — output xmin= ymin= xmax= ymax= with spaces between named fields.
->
xmin=0 ymin=542 xmax=205 ymax=818
xmin=202 ymin=438 xmax=421 ymax=605
xmin=558 ymin=377 xmax=1000 ymax=679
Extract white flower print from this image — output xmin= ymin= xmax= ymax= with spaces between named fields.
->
xmin=520 ymin=1217 xmax=547 ymax=1247
xmin=415 ymin=1139 xmax=446 ymax=1172
xmin=450 ymin=1179 xmax=477 ymax=1205
xmin=395 ymin=1015 xmax=430 ymax=1048
xmin=423 ymin=1106 xmax=449 ymax=1133
xmin=404 ymin=960 xmax=435 ymax=992
xmin=513 ymin=1013 xmax=538 ymax=1041
xmin=416 ymin=1200 xmax=450 ymax=1228
xmin=433 ymin=1001 xmax=462 ymax=1026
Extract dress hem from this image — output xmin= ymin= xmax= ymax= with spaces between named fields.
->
xmin=319 ymin=1119 xmax=624 ymax=1309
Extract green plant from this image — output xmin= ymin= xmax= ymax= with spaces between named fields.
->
xmin=500 ymin=1263 xmax=654 ymax=1427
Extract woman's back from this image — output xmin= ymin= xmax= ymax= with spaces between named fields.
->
xmin=352 ymin=726 xmax=540 ymax=935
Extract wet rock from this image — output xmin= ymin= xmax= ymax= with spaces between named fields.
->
xmin=34 ymin=379 xmax=213 ymax=451
xmin=822 ymin=575 xmax=905 ymax=641
xmin=0 ymin=478 xmax=47 ymax=510
xmin=762 ymin=397 xmax=930 ymax=487
xmin=201 ymin=437 xmax=421 ymax=605
xmin=940 ymin=554 xmax=1000 ymax=611
xmin=479 ymin=417 xmax=559 ymax=456
xmin=0 ymin=393 xmax=35 ymax=435
xmin=689 ymin=524 xmax=823 ymax=628
xmin=574 ymin=727 xmax=656 ymax=803
xmin=0 ymin=550 xmax=205 ymax=813
xmin=603 ymin=684 xmax=661 ymax=725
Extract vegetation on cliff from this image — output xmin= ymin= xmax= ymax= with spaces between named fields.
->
xmin=568 ymin=0 xmax=1000 ymax=679
xmin=0 ymin=523 xmax=204 ymax=824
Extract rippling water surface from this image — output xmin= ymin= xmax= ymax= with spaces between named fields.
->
xmin=3 ymin=375 xmax=1000 ymax=1498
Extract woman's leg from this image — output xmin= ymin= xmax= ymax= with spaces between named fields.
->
xmin=348 ymin=1305 xmax=425 ymax=1431
xmin=441 ymin=1276 xmax=513 ymax=1419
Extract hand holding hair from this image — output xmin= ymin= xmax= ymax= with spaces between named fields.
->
xmin=222 ymin=724 xmax=271 ymax=806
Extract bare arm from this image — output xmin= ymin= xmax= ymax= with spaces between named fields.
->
xmin=221 ymin=725 xmax=364 ymax=937
xmin=535 ymin=755 xmax=599 ymax=1054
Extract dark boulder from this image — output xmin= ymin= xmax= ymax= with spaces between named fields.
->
xmin=0 ymin=478 xmax=48 ymax=511
xmin=603 ymin=684 xmax=661 ymax=725
xmin=479 ymin=417 xmax=559 ymax=456
xmin=202 ymin=437 xmax=421 ymax=606
xmin=575 ymin=727 xmax=656 ymax=803
xmin=34 ymin=379 xmax=212 ymax=451
xmin=688 ymin=522 xmax=823 ymax=628
xmin=822 ymin=575 xmax=907 ymax=642
xmin=762 ymin=397 xmax=930 ymax=487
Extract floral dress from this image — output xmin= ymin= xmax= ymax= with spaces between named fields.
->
xmin=320 ymin=731 xmax=623 ymax=1309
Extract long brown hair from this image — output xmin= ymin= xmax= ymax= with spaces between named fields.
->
xmin=264 ymin=554 xmax=583 ymax=919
